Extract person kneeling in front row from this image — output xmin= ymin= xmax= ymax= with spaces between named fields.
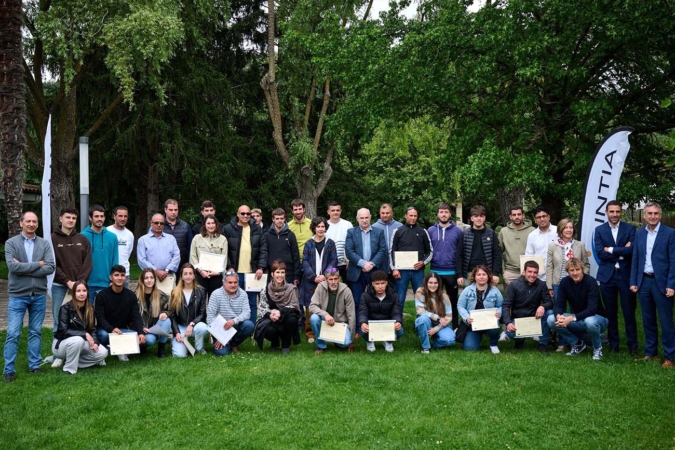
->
xmin=169 ymin=263 xmax=209 ymax=357
xmin=53 ymin=281 xmax=108 ymax=374
xmin=547 ymin=258 xmax=608 ymax=360
xmin=358 ymin=270 xmax=403 ymax=353
xmin=309 ymin=267 xmax=356 ymax=354
xmin=207 ymin=270 xmax=254 ymax=355
xmin=414 ymin=272 xmax=455 ymax=354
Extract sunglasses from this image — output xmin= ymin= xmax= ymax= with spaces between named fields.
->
xmin=224 ymin=270 xmax=238 ymax=277
xmin=240 ymin=212 xmax=251 ymax=216
xmin=325 ymin=267 xmax=339 ymax=274
xmin=152 ymin=221 xmax=165 ymax=225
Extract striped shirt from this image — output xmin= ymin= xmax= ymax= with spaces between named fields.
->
xmin=207 ymin=287 xmax=250 ymax=325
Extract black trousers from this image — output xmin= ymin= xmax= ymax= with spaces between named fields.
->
xmin=437 ymin=274 xmax=459 ymax=330
xmin=265 ymin=311 xmax=300 ymax=349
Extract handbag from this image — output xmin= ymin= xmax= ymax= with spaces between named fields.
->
xmin=455 ymin=321 xmax=470 ymax=343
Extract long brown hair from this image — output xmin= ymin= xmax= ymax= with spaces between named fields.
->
xmin=469 ymin=265 xmax=496 ymax=287
xmin=70 ymin=281 xmax=95 ymax=329
xmin=422 ymin=272 xmax=446 ymax=316
xmin=170 ymin=263 xmax=196 ymax=313
xmin=136 ymin=268 xmax=161 ymax=319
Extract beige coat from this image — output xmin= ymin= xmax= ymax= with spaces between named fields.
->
xmin=190 ymin=234 xmax=228 ymax=269
xmin=309 ymin=281 xmax=356 ymax=337
xmin=546 ymin=240 xmax=590 ymax=289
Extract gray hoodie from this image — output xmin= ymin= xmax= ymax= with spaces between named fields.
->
xmin=498 ymin=220 xmax=534 ymax=272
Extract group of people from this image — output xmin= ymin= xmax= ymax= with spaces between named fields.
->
xmin=3 ymin=198 xmax=674 ymax=382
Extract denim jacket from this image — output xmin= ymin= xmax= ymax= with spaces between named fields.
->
xmin=457 ymin=283 xmax=503 ymax=321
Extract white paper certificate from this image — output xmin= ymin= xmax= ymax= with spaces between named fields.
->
xmin=109 ymin=332 xmax=140 ymax=355
xmin=208 ymin=315 xmax=238 ymax=346
xmin=469 ymin=308 xmax=499 ymax=331
xmin=245 ymin=273 xmax=268 ymax=292
xmin=520 ymin=255 xmax=545 ymax=274
xmin=182 ymin=336 xmax=196 ymax=357
xmin=368 ymin=320 xmax=396 ymax=341
xmin=514 ymin=317 xmax=543 ymax=338
xmin=319 ymin=321 xmax=348 ymax=344
xmin=157 ymin=273 xmax=176 ymax=296
xmin=198 ymin=252 xmax=226 ymax=273
xmin=146 ymin=323 xmax=171 ymax=337
xmin=394 ymin=251 xmax=418 ymax=270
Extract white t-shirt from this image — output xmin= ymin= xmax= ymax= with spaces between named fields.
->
xmin=525 ymin=225 xmax=558 ymax=281
xmin=325 ymin=218 xmax=353 ymax=266
xmin=107 ymin=225 xmax=134 ymax=276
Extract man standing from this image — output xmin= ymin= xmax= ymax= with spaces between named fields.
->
xmin=427 ymin=202 xmax=463 ymax=329
xmin=51 ymin=207 xmax=92 ymax=332
xmin=106 ymin=206 xmax=134 ymax=288
xmin=192 ymin=200 xmax=217 ymax=235
xmin=207 ymin=271 xmax=254 ymax=355
xmin=502 ymin=261 xmax=553 ymax=354
xmin=630 ymin=202 xmax=675 ymax=368
xmin=266 ymin=208 xmax=301 ymax=284
xmin=3 ymin=212 xmax=55 ymax=382
xmin=288 ymin=198 xmax=313 ymax=260
xmin=525 ymin=206 xmax=558 ymax=282
xmin=309 ymin=269 xmax=356 ymax=354
xmin=389 ymin=207 xmax=433 ymax=310
xmin=547 ymin=258 xmax=608 ymax=360
xmin=223 ymin=205 xmax=268 ymax=321
xmin=137 ymin=213 xmax=181 ymax=289
xmin=345 ymin=208 xmax=388 ymax=308
xmin=162 ymin=199 xmax=193 ymax=268
xmin=498 ymin=206 xmax=534 ymax=287
xmin=83 ymin=205 xmax=118 ymax=303
xmin=94 ymin=265 xmax=147 ymax=361
xmin=251 ymin=208 xmax=268 ymax=233
xmin=594 ymin=200 xmax=638 ymax=355
xmin=456 ymin=205 xmax=502 ymax=287
xmin=373 ymin=203 xmax=402 ymax=259
xmin=324 ymin=201 xmax=353 ymax=282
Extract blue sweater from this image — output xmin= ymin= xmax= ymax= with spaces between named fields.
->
xmin=428 ymin=221 xmax=463 ymax=272
xmin=82 ymin=226 xmax=119 ymax=288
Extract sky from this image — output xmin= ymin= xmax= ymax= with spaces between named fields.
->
xmin=369 ymin=0 xmax=417 ymax=19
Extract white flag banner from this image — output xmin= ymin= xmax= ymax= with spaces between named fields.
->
xmin=579 ymin=127 xmax=633 ymax=278
xmin=41 ymin=114 xmax=54 ymax=294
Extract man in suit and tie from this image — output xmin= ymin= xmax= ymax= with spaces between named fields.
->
xmin=630 ymin=202 xmax=675 ymax=369
xmin=345 ymin=208 xmax=388 ymax=308
xmin=594 ymin=200 xmax=638 ymax=355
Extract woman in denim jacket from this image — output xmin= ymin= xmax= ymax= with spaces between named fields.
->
xmin=457 ymin=265 xmax=503 ymax=353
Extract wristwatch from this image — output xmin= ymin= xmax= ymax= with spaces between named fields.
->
xmin=571 ymin=315 xmax=576 ymax=322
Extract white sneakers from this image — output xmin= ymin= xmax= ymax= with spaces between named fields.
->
xmin=384 ymin=342 xmax=394 ymax=353
xmin=490 ymin=346 xmax=500 ymax=354
xmin=307 ymin=338 xmax=315 ymax=344
xmin=117 ymin=354 xmax=129 ymax=362
xmin=51 ymin=357 xmax=63 ymax=368
xmin=366 ymin=342 xmax=376 ymax=352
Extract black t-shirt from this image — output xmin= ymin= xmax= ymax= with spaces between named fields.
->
xmin=468 ymin=227 xmax=487 ymax=273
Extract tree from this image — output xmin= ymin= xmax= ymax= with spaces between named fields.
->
xmin=0 ymin=0 xmax=26 ymax=236
xmin=260 ymin=0 xmax=375 ymax=218
xmin=22 ymin=0 xmax=189 ymax=226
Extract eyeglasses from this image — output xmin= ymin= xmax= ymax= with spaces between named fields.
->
xmin=240 ymin=212 xmax=251 ymax=216
xmin=152 ymin=221 xmax=165 ymax=225
xmin=534 ymin=215 xmax=549 ymax=220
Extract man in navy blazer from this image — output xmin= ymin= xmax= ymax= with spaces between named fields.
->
xmin=594 ymin=200 xmax=638 ymax=355
xmin=630 ymin=202 xmax=675 ymax=369
xmin=345 ymin=208 xmax=388 ymax=308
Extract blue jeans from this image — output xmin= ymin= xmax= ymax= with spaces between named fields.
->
xmin=546 ymin=313 xmax=608 ymax=350
xmin=172 ymin=322 xmax=208 ymax=357
xmin=395 ymin=269 xmax=425 ymax=310
xmin=96 ymin=328 xmax=136 ymax=346
xmin=143 ymin=318 xmax=172 ymax=347
xmin=349 ymin=272 xmax=372 ymax=310
xmin=463 ymin=327 xmax=500 ymax=351
xmin=51 ymin=284 xmax=69 ymax=333
xmin=505 ymin=310 xmax=554 ymax=345
xmin=238 ymin=273 xmax=258 ymax=322
xmin=212 ymin=320 xmax=254 ymax=356
xmin=89 ymin=287 xmax=106 ymax=305
xmin=638 ymin=276 xmax=675 ymax=360
xmin=3 ymin=295 xmax=47 ymax=375
xmin=358 ymin=325 xmax=404 ymax=341
xmin=415 ymin=315 xmax=455 ymax=350
xmin=309 ymin=314 xmax=353 ymax=349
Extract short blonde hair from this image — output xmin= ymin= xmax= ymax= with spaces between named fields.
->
xmin=557 ymin=218 xmax=575 ymax=239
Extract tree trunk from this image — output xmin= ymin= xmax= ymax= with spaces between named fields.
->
xmin=146 ymin=163 xmax=159 ymax=217
xmin=0 ymin=0 xmax=26 ymax=236
xmin=134 ymin=167 xmax=149 ymax=241
xmin=497 ymin=185 xmax=525 ymax=226
xmin=49 ymin=156 xmax=76 ymax=228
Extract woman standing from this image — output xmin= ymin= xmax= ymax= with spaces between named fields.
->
xmin=190 ymin=214 xmax=228 ymax=296
xmin=254 ymin=260 xmax=301 ymax=353
xmin=52 ymin=281 xmax=108 ymax=374
xmin=299 ymin=217 xmax=338 ymax=342
xmin=135 ymin=268 xmax=172 ymax=358
xmin=457 ymin=265 xmax=503 ymax=353
xmin=169 ymin=264 xmax=209 ymax=357
xmin=414 ymin=272 xmax=455 ymax=354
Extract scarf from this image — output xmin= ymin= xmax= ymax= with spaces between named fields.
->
xmin=267 ymin=280 xmax=300 ymax=312
xmin=557 ymin=238 xmax=575 ymax=260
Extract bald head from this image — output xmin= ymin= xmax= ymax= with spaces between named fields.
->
xmin=356 ymin=208 xmax=372 ymax=230
xmin=150 ymin=213 xmax=165 ymax=236
xmin=237 ymin=205 xmax=251 ymax=226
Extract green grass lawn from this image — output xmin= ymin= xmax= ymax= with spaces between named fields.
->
xmin=1 ymin=303 xmax=674 ymax=450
